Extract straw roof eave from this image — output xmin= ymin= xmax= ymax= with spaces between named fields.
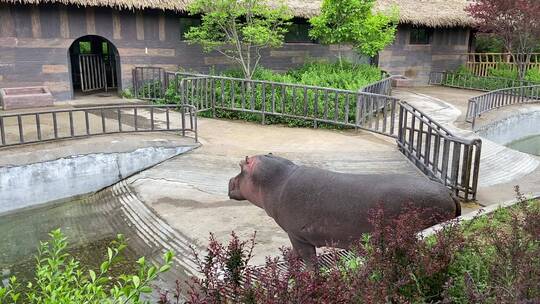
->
xmin=0 ymin=0 xmax=474 ymax=27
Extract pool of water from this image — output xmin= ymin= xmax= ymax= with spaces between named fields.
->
xmin=507 ymin=134 xmax=540 ymax=156
xmin=0 ymin=187 xmax=192 ymax=299
xmin=477 ymin=111 xmax=540 ymax=156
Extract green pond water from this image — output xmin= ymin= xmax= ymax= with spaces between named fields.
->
xmin=0 ymin=192 xmax=183 ymax=299
xmin=506 ymin=134 xmax=540 ymax=156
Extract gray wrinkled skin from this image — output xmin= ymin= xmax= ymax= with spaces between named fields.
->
xmin=228 ymin=154 xmax=460 ymax=263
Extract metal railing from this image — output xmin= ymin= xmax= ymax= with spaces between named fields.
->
xmin=0 ymin=104 xmax=197 ymax=148
xmin=361 ymin=74 xmax=393 ymax=96
xmin=429 ymin=71 xmax=539 ymax=91
xmin=133 ymin=67 xmax=482 ymax=200
xmin=466 ymin=85 xmax=540 ymax=129
xmin=174 ymin=72 xmax=400 ymax=137
xmin=398 ymin=102 xmax=482 ymax=200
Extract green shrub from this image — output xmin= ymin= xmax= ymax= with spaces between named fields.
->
xmin=120 ymin=88 xmax=134 ymax=99
xmin=285 ymin=61 xmax=382 ymax=90
xmin=0 ymin=229 xmax=173 ymax=304
xmin=198 ymin=61 xmax=383 ymax=127
xmin=526 ymin=68 xmax=540 ymax=82
xmin=161 ymin=191 xmax=540 ymax=304
xmin=487 ymin=64 xmax=518 ymax=79
xmin=474 ymin=34 xmax=505 ymax=53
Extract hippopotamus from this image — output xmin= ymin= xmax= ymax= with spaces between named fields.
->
xmin=228 ymin=154 xmax=460 ymax=262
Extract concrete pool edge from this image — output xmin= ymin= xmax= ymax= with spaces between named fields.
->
xmin=0 ymin=144 xmax=199 ymax=214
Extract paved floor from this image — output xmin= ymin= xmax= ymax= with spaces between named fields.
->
xmin=5 ymin=87 xmax=539 ymax=264
xmin=126 ymin=118 xmax=423 ymax=264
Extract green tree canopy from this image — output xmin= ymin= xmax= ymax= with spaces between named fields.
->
xmin=185 ymin=0 xmax=293 ymax=79
xmin=309 ymin=0 xmax=398 ymax=59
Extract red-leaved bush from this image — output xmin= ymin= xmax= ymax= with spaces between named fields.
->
xmin=159 ymin=187 xmax=540 ymax=303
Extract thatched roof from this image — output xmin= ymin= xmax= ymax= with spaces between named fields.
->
xmin=1 ymin=0 xmax=473 ymax=27
xmin=374 ymin=0 xmax=474 ymax=27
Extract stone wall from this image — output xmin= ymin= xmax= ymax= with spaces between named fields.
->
xmin=379 ymin=25 xmax=470 ymax=85
xmin=0 ymin=4 xmax=352 ymax=101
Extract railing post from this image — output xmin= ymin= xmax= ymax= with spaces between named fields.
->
xmin=261 ymin=83 xmax=266 ymax=125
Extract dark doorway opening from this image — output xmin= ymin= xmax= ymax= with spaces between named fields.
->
xmin=68 ymin=35 xmax=120 ymax=97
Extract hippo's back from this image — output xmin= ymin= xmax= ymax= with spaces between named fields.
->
xmin=271 ymin=167 xmax=458 ymax=247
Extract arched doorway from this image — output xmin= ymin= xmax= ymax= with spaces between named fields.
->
xmin=68 ymin=35 xmax=120 ymax=97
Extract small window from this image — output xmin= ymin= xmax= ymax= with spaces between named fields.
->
xmin=285 ymin=22 xmax=313 ymax=43
xmin=180 ymin=17 xmax=202 ymax=40
xmin=410 ymin=27 xmax=432 ymax=45
xmin=79 ymin=41 xmax=92 ymax=54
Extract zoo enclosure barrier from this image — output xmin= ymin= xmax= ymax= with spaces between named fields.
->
xmin=428 ymin=71 xmax=539 ymax=91
xmin=360 ymin=73 xmax=393 ymax=96
xmin=132 ymin=67 xmax=481 ymax=200
xmin=397 ymin=102 xmax=482 ymax=200
xmin=135 ymin=67 xmax=400 ymax=137
xmin=0 ymin=104 xmax=198 ymax=148
xmin=466 ymin=85 xmax=540 ymax=129
xmin=465 ymin=52 xmax=540 ymax=77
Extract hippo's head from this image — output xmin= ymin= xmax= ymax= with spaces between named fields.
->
xmin=228 ymin=154 xmax=296 ymax=206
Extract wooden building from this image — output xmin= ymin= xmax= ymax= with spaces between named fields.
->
xmin=0 ymin=0 xmax=473 ymax=101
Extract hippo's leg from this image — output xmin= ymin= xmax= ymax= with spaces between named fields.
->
xmin=288 ymin=234 xmax=316 ymax=264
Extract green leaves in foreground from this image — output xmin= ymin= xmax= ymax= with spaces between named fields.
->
xmin=0 ymin=229 xmax=174 ymax=304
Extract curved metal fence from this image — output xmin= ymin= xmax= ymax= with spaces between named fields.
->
xmin=0 ymin=104 xmax=198 ymax=147
xmin=398 ymin=102 xmax=482 ymax=200
xmin=429 ymin=71 xmax=539 ymax=92
xmin=133 ymin=67 xmax=482 ymax=201
xmin=361 ymin=74 xmax=393 ymax=96
xmin=466 ymin=85 xmax=540 ymax=129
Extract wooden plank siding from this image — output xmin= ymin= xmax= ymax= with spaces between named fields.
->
xmin=378 ymin=25 xmax=470 ymax=85
xmin=0 ymin=4 xmax=353 ymax=101
xmin=465 ymin=53 xmax=540 ymax=77
xmin=0 ymin=4 xmax=471 ymax=101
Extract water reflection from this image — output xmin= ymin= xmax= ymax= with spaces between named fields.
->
xmin=507 ymin=135 xmax=540 ymax=156
xmin=0 ymin=183 xmax=196 ymax=299
xmin=477 ymin=111 xmax=540 ymax=156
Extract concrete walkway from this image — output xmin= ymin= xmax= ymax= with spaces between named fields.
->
xmin=5 ymin=87 xmax=538 ymax=265
xmin=125 ymin=118 xmax=423 ymax=264
xmin=394 ymin=86 xmax=540 ymax=204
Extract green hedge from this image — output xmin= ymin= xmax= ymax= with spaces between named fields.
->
xmin=442 ymin=66 xmax=540 ymax=91
xmin=197 ymin=62 xmax=384 ymax=128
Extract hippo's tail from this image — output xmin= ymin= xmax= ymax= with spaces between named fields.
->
xmin=451 ymin=192 xmax=461 ymax=217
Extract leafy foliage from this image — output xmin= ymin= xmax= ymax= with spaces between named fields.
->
xmin=442 ymin=68 xmax=540 ymax=91
xmin=195 ymin=62 xmax=383 ymax=127
xmin=466 ymin=0 xmax=540 ymax=79
xmin=185 ymin=0 xmax=292 ymax=79
xmin=0 ymin=229 xmax=174 ymax=304
xmin=309 ymin=0 xmax=398 ymax=58
xmin=474 ymin=34 xmax=505 ymax=53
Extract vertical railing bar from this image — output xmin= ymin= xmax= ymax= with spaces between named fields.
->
xmin=271 ymin=84 xmax=276 ymax=113
xmin=17 ymin=115 xmax=24 ymax=143
xmin=132 ymin=108 xmax=138 ymax=132
xmin=101 ymin=109 xmax=106 ymax=133
xmin=52 ymin=112 xmax=58 ymax=139
xmin=85 ymin=110 xmax=90 ymax=135
xmin=69 ymin=111 xmax=74 ymax=137
xmin=35 ymin=113 xmax=42 ymax=141
xmin=150 ymin=107 xmax=154 ymax=130
xmin=166 ymin=108 xmax=170 ymax=130
xmin=117 ymin=108 xmax=122 ymax=132
xmin=0 ymin=116 xmax=6 ymax=145
xmin=334 ymin=92 xmax=339 ymax=122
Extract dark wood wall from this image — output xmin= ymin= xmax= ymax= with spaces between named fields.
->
xmin=379 ymin=25 xmax=470 ymax=85
xmin=0 ymin=3 xmax=348 ymax=100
